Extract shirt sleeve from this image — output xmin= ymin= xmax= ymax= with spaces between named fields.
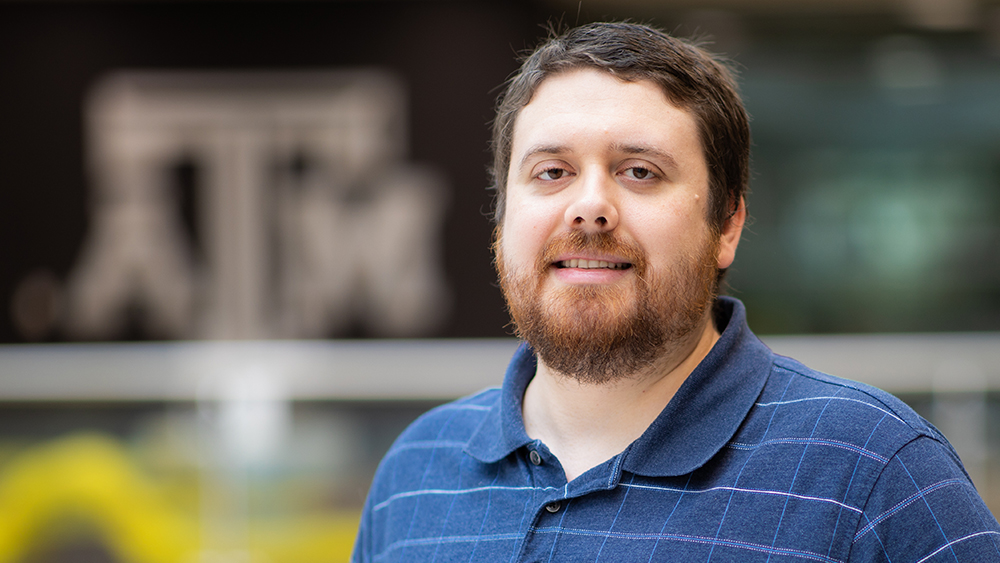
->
xmin=849 ymin=435 xmax=1000 ymax=562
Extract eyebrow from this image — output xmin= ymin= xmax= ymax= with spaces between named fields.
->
xmin=516 ymin=144 xmax=568 ymax=173
xmin=515 ymin=142 xmax=680 ymax=173
xmin=610 ymin=142 xmax=680 ymax=171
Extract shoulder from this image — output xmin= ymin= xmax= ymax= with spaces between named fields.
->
xmin=387 ymin=386 xmax=501 ymax=449
xmin=365 ymin=387 xmax=501 ymax=503
xmin=754 ymin=353 xmax=944 ymax=450
xmin=726 ymin=353 xmax=1000 ymax=559
xmin=353 ymin=387 xmax=504 ymax=561
xmin=728 ymin=351 xmax=959 ymax=505
xmin=851 ymin=433 xmax=1000 ymax=561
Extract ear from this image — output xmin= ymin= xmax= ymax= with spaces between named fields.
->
xmin=716 ymin=197 xmax=746 ymax=270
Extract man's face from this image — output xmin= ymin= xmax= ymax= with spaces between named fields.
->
xmin=496 ymin=68 xmax=737 ymax=383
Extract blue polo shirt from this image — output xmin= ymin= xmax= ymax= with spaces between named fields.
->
xmin=353 ymin=297 xmax=1000 ymax=562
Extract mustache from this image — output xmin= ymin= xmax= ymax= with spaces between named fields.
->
xmin=537 ymin=230 xmax=647 ymax=272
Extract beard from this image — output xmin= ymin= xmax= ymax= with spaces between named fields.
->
xmin=495 ymin=228 xmax=720 ymax=385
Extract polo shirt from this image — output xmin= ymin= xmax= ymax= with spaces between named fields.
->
xmin=353 ymin=297 xmax=1000 ymax=562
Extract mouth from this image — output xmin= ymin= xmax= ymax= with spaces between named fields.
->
xmin=555 ymin=259 xmax=632 ymax=271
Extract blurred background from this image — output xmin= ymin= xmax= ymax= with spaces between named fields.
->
xmin=1 ymin=0 xmax=999 ymax=561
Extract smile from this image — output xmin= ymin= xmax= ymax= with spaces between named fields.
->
xmin=556 ymin=259 xmax=631 ymax=270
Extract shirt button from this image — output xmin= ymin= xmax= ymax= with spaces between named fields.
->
xmin=545 ymin=502 xmax=561 ymax=513
xmin=529 ymin=450 xmax=542 ymax=466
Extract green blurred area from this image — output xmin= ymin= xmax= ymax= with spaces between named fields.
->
xmin=726 ymin=28 xmax=1000 ymax=333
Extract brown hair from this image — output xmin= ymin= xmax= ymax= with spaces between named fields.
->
xmin=490 ymin=22 xmax=750 ymax=233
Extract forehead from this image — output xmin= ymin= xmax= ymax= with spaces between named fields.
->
xmin=510 ymin=68 xmax=703 ymax=166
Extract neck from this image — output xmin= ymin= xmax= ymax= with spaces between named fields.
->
xmin=522 ymin=311 xmax=720 ymax=482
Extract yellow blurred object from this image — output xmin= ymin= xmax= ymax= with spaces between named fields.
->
xmin=0 ymin=433 xmax=359 ymax=563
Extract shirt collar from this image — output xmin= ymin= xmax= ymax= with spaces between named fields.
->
xmin=465 ymin=297 xmax=773 ymax=475
xmin=465 ymin=339 xmax=536 ymax=462
xmin=623 ymin=297 xmax=773 ymax=476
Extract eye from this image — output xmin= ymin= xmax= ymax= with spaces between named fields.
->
xmin=537 ymin=167 xmax=568 ymax=181
xmin=623 ymin=167 xmax=655 ymax=180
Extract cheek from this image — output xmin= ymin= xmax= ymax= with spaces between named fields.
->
xmin=500 ymin=224 xmax=544 ymax=273
xmin=501 ymin=194 xmax=557 ymax=261
xmin=628 ymin=198 xmax=711 ymax=263
xmin=498 ymin=218 xmax=538 ymax=275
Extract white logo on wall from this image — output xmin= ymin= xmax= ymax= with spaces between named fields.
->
xmin=57 ymin=70 xmax=450 ymax=340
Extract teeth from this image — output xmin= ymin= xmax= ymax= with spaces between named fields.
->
xmin=560 ymin=260 xmax=628 ymax=270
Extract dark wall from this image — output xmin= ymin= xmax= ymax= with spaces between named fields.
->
xmin=0 ymin=1 xmax=557 ymax=342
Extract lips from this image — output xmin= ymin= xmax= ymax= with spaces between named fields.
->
xmin=538 ymin=230 xmax=645 ymax=277
xmin=555 ymin=259 xmax=632 ymax=270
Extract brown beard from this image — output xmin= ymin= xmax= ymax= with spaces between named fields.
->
xmin=495 ymin=228 xmax=720 ymax=385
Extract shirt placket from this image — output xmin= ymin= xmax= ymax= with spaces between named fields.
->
xmin=512 ymin=441 xmax=572 ymax=563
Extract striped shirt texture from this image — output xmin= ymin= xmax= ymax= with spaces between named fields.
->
xmin=353 ymin=297 xmax=1000 ymax=562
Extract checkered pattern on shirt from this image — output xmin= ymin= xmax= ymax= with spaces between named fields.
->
xmin=354 ymin=357 xmax=1000 ymax=563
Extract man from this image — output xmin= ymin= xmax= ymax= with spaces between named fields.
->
xmin=353 ymin=22 xmax=1000 ymax=562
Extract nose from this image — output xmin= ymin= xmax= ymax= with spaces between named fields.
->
xmin=563 ymin=170 xmax=619 ymax=233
